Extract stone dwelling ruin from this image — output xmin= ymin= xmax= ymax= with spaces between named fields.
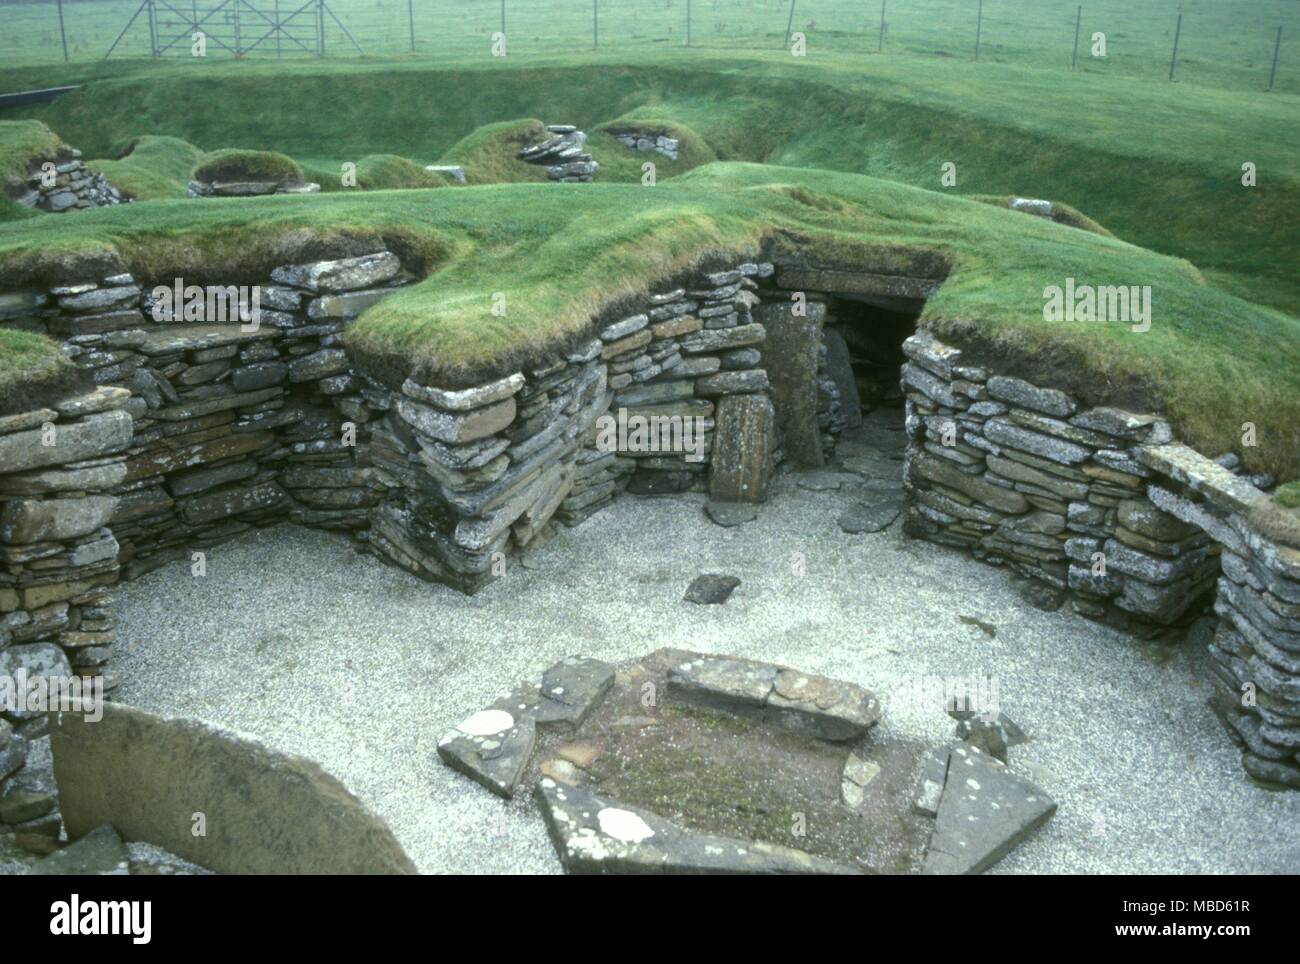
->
xmin=1 ymin=226 xmax=1298 ymax=867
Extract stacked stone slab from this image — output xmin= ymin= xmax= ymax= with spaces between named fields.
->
xmin=563 ymin=262 xmax=776 ymax=507
xmin=0 ymin=389 xmax=135 ymax=850
xmin=187 ymin=179 xmax=320 ymax=197
xmin=899 ymin=331 xmax=1220 ymax=626
xmin=368 ymin=353 xmax=606 ymax=592
xmin=610 ymin=130 xmax=680 ymax=160
xmin=12 ymin=149 xmax=127 ymax=212
xmin=1136 ymin=445 xmax=1300 ymax=789
xmin=4 ymin=254 xmax=408 ymax=578
xmin=519 ymin=125 xmax=598 ymax=182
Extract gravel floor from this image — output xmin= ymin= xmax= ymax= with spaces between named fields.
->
xmin=112 ymin=469 xmax=1300 ymax=874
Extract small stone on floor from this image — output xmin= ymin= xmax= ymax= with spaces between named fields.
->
xmin=683 ymin=574 xmax=741 ymax=605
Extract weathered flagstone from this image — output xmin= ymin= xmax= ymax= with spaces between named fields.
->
xmin=705 ymin=501 xmax=757 ymax=527
xmin=839 ymin=495 xmax=904 ymax=534
xmin=922 ymin=744 xmax=1056 ymax=875
xmin=534 ymin=656 xmax=616 ymax=732
xmin=667 ymin=653 xmax=880 ymax=741
xmin=437 ymin=705 xmax=538 ymax=799
xmin=534 ymin=779 xmax=858 ymax=874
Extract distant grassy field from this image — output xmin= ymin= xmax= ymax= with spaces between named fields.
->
xmin=1 ymin=163 xmax=1298 ymax=481
xmin=0 ymin=0 xmax=1295 ymax=94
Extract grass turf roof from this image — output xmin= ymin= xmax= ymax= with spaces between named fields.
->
xmin=0 ymin=161 xmax=1296 ymax=481
xmin=4 ymin=52 xmax=1296 ymax=317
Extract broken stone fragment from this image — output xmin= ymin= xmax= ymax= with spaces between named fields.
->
xmin=683 ymin=574 xmax=741 ymax=605
xmin=922 ymin=744 xmax=1056 ymax=875
xmin=30 ymin=823 xmax=129 ymax=876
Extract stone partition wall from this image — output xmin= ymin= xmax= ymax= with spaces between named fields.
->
xmin=11 ymin=148 xmax=127 ymax=213
xmin=897 ymin=330 xmax=1300 ymax=788
xmin=364 ymin=260 xmax=779 ymax=592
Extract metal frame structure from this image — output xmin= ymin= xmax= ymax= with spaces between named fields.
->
xmin=105 ymin=0 xmax=364 ymax=58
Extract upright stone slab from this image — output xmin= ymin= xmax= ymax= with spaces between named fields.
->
xmin=709 ymin=393 xmax=775 ymax=503
xmin=821 ymin=326 xmax=863 ymax=429
xmin=754 ymin=301 xmax=826 ymax=466
xmin=49 ymin=703 xmax=416 ymax=875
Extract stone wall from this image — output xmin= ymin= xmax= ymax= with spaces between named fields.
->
xmin=898 ymin=330 xmax=1300 ymax=788
xmin=12 ymin=149 xmax=126 ymax=212
xmin=365 ymin=260 xmax=779 ymax=591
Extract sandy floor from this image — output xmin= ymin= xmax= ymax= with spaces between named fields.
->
xmin=107 ymin=458 xmax=1300 ymax=875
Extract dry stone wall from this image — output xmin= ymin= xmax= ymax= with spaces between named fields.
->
xmin=898 ymin=330 xmax=1300 ymax=788
xmin=12 ymin=149 xmax=126 ymax=212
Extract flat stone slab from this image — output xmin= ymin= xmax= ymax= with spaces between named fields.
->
xmin=705 ymin=501 xmax=758 ymax=527
xmin=922 ymin=744 xmax=1056 ymax=875
xmin=839 ymin=495 xmax=904 ymax=533
xmin=437 ymin=656 xmax=617 ymax=796
xmin=667 ymin=652 xmax=881 ymax=741
xmin=683 ymin=574 xmax=741 ymax=604
xmin=437 ymin=705 xmax=538 ymax=800
xmin=534 ymin=778 xmax=857 ymax=874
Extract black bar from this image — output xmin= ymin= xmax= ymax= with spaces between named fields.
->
xmin=408 ymin=0 xmax=415 ymax=51
xmin=1268 ymin=26 xmax=1282 ymax=91
xmin=1071 ymin=4 xmax=1081 ymax=70
xmin=878 ymin=0 xmax=886 ymax=52
xmin=56 ymin=0 xmax=69 ymax=62
xmin=784 ymin=0 xmax=797 ymax=49
xmin=975 ymin=0 xmax=982 ymax=61
xmin=1169 ymin=12 xmax=1182 ymax=81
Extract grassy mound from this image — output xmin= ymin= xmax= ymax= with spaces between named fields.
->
xmin=589 ymin=116 xmax=717 ymax=181
xmin=191 ymin=149 xmax=304 ymax=185
xmin=302 ymin=154 xmax=455 ymax=192
xmin=1 ymin=162 xmax=1295 ymax=480
xmin=86 ymin=136 xmax=206 ymax=200
xmin=437 ymin=119 xmax=553 ymax=186
xmin=971 ymin=195 xmax=1115 ymax=237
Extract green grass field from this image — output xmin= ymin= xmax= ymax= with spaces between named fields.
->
xmin=1 ymin=0 xmax=1296 ymax=95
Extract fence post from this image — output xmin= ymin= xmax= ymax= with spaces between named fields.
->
xmin=408 ymin=0 xmax=415 ymax=51
xmin=317 ymin=0 xmax=325 ymax=55
xmin=500 ymin=0 xmax=506 ymax=37
xmin=878 ymin=0 xmax=886 ymax=52
xmin=975 ymin=0 xmax=982 ymax=61
xmin=686 ymin=0 xmax=691 ymax=46
xmin=593 ymin=0 xmax=598 ymax=48
xmin=56 ymin=0 xmax=69 ymax=62
xmin=784 ymin=0 xmax=797 ymax=49
xmin=1268 ymin=26 xmax=1282 ymax=91
xmin=1169 ymin=13 xmax=1182 ymax=81
xmin=147 ymin=0 xmax=158 ymax=57
xmin=1071 ymin=5 xmax=1081 ymax=70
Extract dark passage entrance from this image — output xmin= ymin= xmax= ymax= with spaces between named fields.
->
xmin=820 ymin=294 xmax=923 ymax=428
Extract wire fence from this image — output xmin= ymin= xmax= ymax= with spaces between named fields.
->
xmin=1 ymin=0 xmax=1295 ymax=95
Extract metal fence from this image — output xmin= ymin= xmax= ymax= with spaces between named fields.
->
xmin=1 ymin=0 xmax=1294 ymax=94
